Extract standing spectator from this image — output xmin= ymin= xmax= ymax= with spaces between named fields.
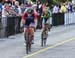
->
xmin=13 ymin=1 xmax=21 ymax=16
xmin=65 ymin=3 xmax=71 ymax=12
xmin=36 ymin=1 xmax=42 ymax=28
xmin=2 ymin=3 xmax=10 ymax=32
xmin=69 ymin=3 xmax=72 ymax=12
xmin=59 ymin=3 xmax=67 ymax=13
xmin=2 ymin=3 xmax=9 ymax=17
xmin=52 ymin=4 xmax=59 ymax=13
xmin=72 ymin=4 xmax=75 ymax=12
xmin=25 ymin=1 xmax=32 ymax=7
xmin=13 ymin=1 xmax=22 ymax=33
xmin=20 ymin=4 xmax=25 ymax=14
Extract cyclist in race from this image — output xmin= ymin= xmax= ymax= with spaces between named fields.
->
xmin=20 ymin=8 xmax=37 ymax=44
xmin=41 ymin=6 xmax=50 ymax=33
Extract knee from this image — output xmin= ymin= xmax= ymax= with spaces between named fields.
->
xmin=23 ymin=28 xmax=26 ymax=34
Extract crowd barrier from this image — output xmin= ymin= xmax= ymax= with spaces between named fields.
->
xmin=0 ymin=16 xmax=21 ymax=38
xmin=0 ymin=12 xmax=75 ymax=38
xmin=52 ymin=13 xmax=64 ymax=26
xmin=64 ymin=12 xmax=75 ymax=25
xmin=52 ymin=12 xmax=75 ymax=26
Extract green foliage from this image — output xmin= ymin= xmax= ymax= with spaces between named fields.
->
xmin=54 ymin=0 xmax=72 ymax=3
xmin=47 ymin=0 xmax=72 ymax=7
xmin=31 ymin=0 xmax=36 ymax=2
xmin=0 ymin=0 xmax=2 ymax=2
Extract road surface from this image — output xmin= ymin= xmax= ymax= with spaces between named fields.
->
xmin=0 ymin=25 xmax=75 ymax=58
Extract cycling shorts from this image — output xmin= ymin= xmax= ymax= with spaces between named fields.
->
xmin=42 ymin=18 xmax=48 ymax=24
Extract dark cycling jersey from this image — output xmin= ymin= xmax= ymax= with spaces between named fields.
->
xmin=22 ymin=11 xmax=37 ymax=26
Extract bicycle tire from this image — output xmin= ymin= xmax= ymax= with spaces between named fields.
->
xmin=41 ymin=35 xmax=44 ymax=46
xmin=44 ymin=38 xmax=47 ymax=46
xmin=41 ymin=25 xmax=48 ymax=46
xmin=25 ymin=31 xmax=30 ymax=54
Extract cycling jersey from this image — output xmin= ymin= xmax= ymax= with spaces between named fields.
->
xmin=41 ymin=11 xmax=50 ymax=24
xmin=22 ymin=11 xmax=37 ymax=26
xmin=43 ymin=12 xmax=50 ymax=19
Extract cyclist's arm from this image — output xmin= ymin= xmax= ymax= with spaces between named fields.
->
xmin=41 ymin=13 xmax=44 ymax=18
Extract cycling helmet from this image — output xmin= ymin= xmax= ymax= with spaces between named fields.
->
xmin=43 ymin=7 xmax=49 ymax=12
xmin=27 ymin=8 xmax=33 ymax=14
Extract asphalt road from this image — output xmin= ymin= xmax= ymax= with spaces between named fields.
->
xmin=0 ymin=25 xmax=75 ymax=58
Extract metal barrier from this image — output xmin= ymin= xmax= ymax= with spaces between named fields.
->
xmin=0 ymin=12 xmax=75 ymax=38
xmin=0 ymin=17 xmax=7 ymax=38
xmin=64 ymin=12 xmax=75 ymax=25
xmin=52 ymin=12 xmax=75 ymax=26
xmin=52 ymin=13 xmax=64 ymax=26
xmin=0 ymin=16 xmax=21 ymax=38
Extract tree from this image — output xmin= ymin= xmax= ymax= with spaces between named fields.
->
xmin=47 ymin=0 xmax=54 ymax=7
xmin=31 ymin=0 xmax=36 ymax=2
xmin=54 ymin=0 xmax=72 ymax=3
xmin=0 ymin=0 xmax=2 ymax=2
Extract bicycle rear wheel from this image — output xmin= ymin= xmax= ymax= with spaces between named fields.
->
xmin=41 ymin=28 xmax=48 ymax=46
xmin=41 ymin=32 xmax=47 ymax=46
xmin=41 ymin=34 xmax=43 ymax=46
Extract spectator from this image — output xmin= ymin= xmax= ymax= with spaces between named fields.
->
xmin=59 ymin=3 xmax=67 ymax=13
xmin=69 ymin=3 xmax=72 ymax=12
xmin=20 ymin=4 xmax=25 ymax=14
xmin=2 ymin=3 xmax=10 ymax=17
xmin=13 ymin=1 xmax=21 ymax=16
xmin=52 ymin=4 xmax=59 ymax=13
xmin=72 ymin=4 xmax=75 ymax=12
xmin=65 ymin=3 xmax=71 ymax=12
xmin=25 ymin=1 xmax=32 ymax=7
xmin=2 ymin=3 xmax=10 ymax=30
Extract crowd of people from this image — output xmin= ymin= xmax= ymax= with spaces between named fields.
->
xmin=0 ymin=0 xmax=51 ymax=38
xmin=0 ymin=1 xmax=75 ymax=17
xmin=0 ymin=0 xmax=75 ymax=44
xmin=0 ymin=1 xmax=48 ymax=17
xmin=52 ymin=2 xmax=75 ymax=13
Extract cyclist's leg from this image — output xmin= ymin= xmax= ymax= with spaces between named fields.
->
xmin=23 ymin=26 xmax=26 ymax=45
xmin=24 ymin=27 xmax=26 ymax=40
xmin=23 ymin=21 xmax=30 ymax=43
xmin=45 ymin=18 xmax=50 ymax=31
xmin=29 ymin=23 xmax=35 ymax=43
xmin=41 ymin=18 xmax=45 ymax=33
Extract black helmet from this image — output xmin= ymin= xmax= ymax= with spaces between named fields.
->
xmin=27 ymin=8 xmax=33 ymax=14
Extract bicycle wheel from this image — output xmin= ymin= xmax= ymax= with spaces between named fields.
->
xmin=41 ymin=27 xmax=48 ymax=46
xmin=44 ymin=38 xmax=47 ymax=46
xmin=41 ymin=31 xmax=46 ymax=46
xmin=25 ymin=31 xmax=30 ymax=54
xmin=44 ymin=29 xmax=48 ymax=46
xmin=41 ymin=33 xmax=44 ymax=46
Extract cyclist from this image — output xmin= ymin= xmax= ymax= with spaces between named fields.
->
xmin=21 ymin=8 xmax=37 ymax=44
xmin=41 ymin=7 xmax=50 ymax=32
